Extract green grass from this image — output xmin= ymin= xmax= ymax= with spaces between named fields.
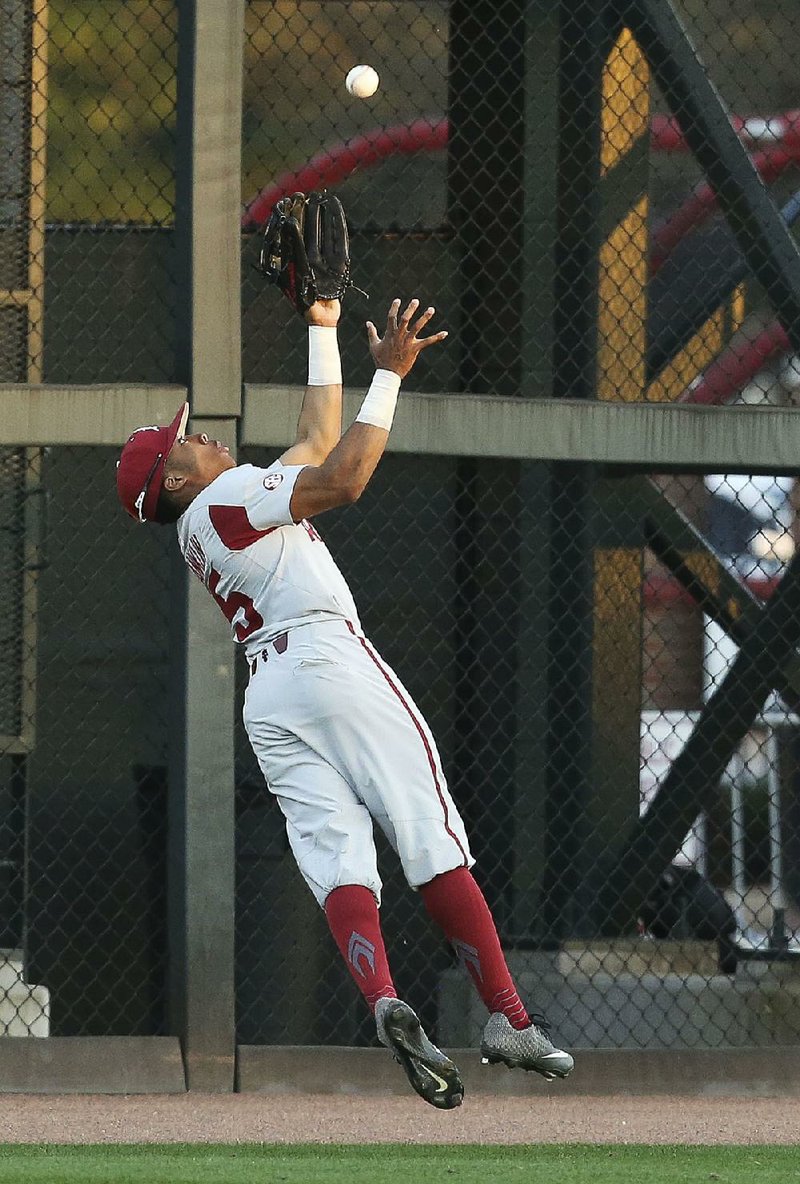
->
xmin=0 ymin=1144 xmax=798 ymax=1184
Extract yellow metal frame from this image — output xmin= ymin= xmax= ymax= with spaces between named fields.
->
xmin=28 ymin=0 xmax=48 ymax=386
xmin=0 ymin=1 xmax=48 ymax=754
xmin=598 ymin=27 xmax=650 ymax=404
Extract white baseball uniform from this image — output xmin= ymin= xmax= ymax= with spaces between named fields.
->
xmin=177 ymin=460 xmax=473 ymax=906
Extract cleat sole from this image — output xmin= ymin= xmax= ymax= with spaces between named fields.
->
xmin=381 ymin=1003 xmax=464 ymax=1110
xmin=481 ymin=1052 xmax=572 ymax=1080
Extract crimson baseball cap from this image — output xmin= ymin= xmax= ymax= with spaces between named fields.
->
xmin=116 ymin=402 xmax=190 ymax=522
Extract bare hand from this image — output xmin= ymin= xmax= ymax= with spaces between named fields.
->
xmin=305 ymin=298 xmax=341 ymax=328
xmin=366 ymin=298 xmax=448 ymax=379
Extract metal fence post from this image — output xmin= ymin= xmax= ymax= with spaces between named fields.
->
xmin=538 ymin=1 xmax=612 ymax=942
xmin=170 ymin=0 xmax=244 ymax=1091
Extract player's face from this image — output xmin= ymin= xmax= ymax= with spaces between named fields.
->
xmin=170 ymin=432 xmax=237 ymax=483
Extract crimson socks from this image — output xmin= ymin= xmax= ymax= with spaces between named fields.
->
xmin=324 ymin=884 xmax=397 ymax=1012
xmin=419 ymin=866 xmax=531 ymax=1029
xmin=324 ymin=870 xmax=530 ymax=1029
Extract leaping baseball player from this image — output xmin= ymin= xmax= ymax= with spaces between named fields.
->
xmin=116 ymin=193 xmax=573 ymax=1108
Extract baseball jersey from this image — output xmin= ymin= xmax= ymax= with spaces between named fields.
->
xmin=176 ymin=461 xmax=361 ymax=658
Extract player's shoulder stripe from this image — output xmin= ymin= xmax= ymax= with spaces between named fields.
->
xmin=208 ymin=504 xmax=278 ymax=551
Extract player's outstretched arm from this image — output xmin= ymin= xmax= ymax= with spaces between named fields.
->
xmin=279 ymin=298 xmax=343 ymax=467
xmin=289 ymin=297 xmax=446 ymax=521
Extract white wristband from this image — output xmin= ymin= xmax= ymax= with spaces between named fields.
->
xmin=355 ymin=369 xmax=401 ymax=431
xmin=307 ymin=325 xmax=342 ymax=386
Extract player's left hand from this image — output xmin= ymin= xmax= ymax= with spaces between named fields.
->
xmin=367 ymin=298 xmax=448 ymax=379
xmin=305 ymin=298 xmax=341 ymax=328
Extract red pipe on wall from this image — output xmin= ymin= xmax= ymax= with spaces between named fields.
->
xmin=650 ymin=145 xmax=800 ymax=274
xmin=649 ymin=110 xmax=800 ymax=154
xmin=242 ymin=111 xmax=800 ymax=230
xmin=680 ymin=320 xmax=790 ymax=405
xmin=241 ymin=119 xmax=448 ymax=229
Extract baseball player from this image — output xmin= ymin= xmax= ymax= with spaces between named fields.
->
xmin=116 ymin=295 xmax=574 ymax=1109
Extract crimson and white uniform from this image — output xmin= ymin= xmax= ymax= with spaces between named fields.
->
xmin=177 ymin=460 xmax=473 ymax=906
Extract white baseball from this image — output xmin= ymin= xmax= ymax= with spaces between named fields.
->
xmin=346 ymin=65 xmax=380 ymax=99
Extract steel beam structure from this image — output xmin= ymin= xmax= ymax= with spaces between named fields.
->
xmin=595 ymin=0 xmax=800 ymax=931
xmin=2 ymin=383 xmax=799 ymax=473
xmin=628 ymin=0 xmax=800 ymax=355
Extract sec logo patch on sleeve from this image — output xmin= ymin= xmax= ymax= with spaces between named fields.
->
xmin=263 ymin=472 xmax=284 ymax=491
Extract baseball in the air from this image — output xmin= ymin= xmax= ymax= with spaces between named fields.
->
xmin=346 ymin=65 xmax=380 ymax=99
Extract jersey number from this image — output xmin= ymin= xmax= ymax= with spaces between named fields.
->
xmin=208 ymin=569 xmax=263 ymax=642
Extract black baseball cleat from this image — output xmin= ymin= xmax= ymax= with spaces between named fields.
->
xmin=375 ymin=997 xmax=464 ymax=1109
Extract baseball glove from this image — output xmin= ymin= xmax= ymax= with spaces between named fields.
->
xmin=258 ymin=189 xmax=363 ymax=315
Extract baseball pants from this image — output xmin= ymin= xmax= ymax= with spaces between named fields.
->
xmin=242 ymin=618 xmax=474 ymax=906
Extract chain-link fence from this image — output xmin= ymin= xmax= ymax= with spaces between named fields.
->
xmin=44 ymin=0 xmax=177 ymax=382
xmin=0 ymin=447 xmax=172 ymax=1037
xmin=236 ymin=0 xmax=800 ymax=1053
xmin=241 ymin=1 xmax=453 ymax=392
xmin=648 ymin=4 xmax=800 ymax=408
xmin=233 ymin=452 xmax=800 ymax=1050
xmin=3 ymin=0 xmax=800 ymax=1073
